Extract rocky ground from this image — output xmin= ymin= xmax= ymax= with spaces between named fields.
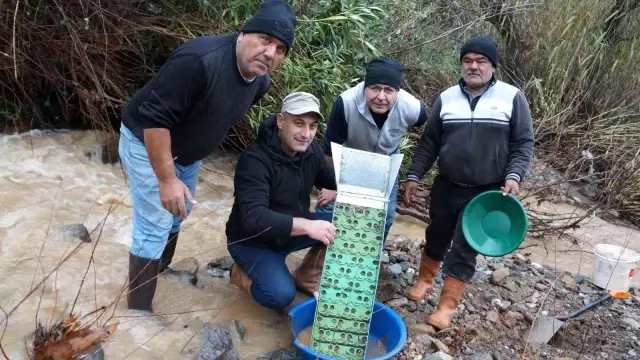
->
xmin=376 ymin=235 xmax=640 ymax=360
xmin=202 ymin=232 xmax=640 ymax=360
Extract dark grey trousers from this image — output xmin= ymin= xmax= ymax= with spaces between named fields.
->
xmin=424 ymin=175 xmax=503 ymax=282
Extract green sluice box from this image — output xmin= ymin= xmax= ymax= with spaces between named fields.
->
xmin=309 ymin=143 xmax=402 ymax=360
xmin=310 ymin=203 xmax=386 ymax=359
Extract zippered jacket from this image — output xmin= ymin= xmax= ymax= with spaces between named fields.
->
xmin=225 ymin=115 xmax=337 ymax=248
xmin=407 ymin=78 xmax=534 ymax=187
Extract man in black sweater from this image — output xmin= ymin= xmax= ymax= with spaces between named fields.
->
xmin=118 ymin=0 xmax=297 ymax=312
xmin=225 ymin=92 xmax=337 ymax=312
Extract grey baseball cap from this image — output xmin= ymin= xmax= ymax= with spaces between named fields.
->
xmin=280 ymin=91 xmax=325 ymax=121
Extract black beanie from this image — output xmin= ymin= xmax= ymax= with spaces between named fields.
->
xmin=364 ymin=56 xmax=404 ymax=89
xmin=241 ymin=0 xmax=297 ymax=50
xmin=460 ymin=36 xmax=499 ymax=67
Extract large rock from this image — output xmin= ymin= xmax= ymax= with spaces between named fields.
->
xmin=207 ymin=256 xmax=234 ymax=271
xmin=198 ymin=326 xmax=239 ymax=360
xmin=61 ymin=224 xmax=91 ymax=243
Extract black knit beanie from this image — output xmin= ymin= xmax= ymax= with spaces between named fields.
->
xmin=364 ymin=56 xmax=404 ymax=90
xmin=241 ymin=0 xmax=297 ymax=50
xmin=460 ymin=36 xmax=499 ymax=67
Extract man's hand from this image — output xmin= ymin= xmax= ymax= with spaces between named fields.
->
xmin=159 ymin=177 xmax=196 ymax=218
xmin=404 ymin=181 xmax=419 ymax=204
xmin=501 ymin=179 xmax=520 ymax=196
xmin=307 ymin=220 xmax=336 ymax=246
xmin=317 ymin=188 xmax=337 ymax=207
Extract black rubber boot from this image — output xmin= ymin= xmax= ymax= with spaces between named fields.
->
xmin=127 ymin=253 xmax=159 ymax=312
xmin=159 ymin=231 xmax=179 ymax=274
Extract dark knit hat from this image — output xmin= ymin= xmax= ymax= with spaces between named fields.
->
xmin=364 ymin=56 xmax=404 ymax=89
xmin=460 ymin=36 xmax=499 ymax=67
xmin=241 ymin=0 xmax=297 ymax=50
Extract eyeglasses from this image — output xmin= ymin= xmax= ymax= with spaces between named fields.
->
xmin=366 ymin=85 xmax=397 ymax=96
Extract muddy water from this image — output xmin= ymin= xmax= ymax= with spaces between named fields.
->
xmin=0 ymin=130 xmax=309 ymax=359
xmin=1 ymin=130 xmax=639 ymax=359
xmin=296 ymin=326 xmax=387 ymax=358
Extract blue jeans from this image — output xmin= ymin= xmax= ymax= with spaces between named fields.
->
xmin=227 ymin=212 xmax=332 ymax=311
xmin=315 ymin=176 xmax=399 ymax=236
xmin=118 ymin=123 xmax=201 ymax=260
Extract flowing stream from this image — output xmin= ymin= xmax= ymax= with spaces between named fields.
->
xmin=0 ymin=129 xmax=639 ymax=359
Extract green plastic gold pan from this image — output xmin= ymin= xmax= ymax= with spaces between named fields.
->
xmin=461 ymin=190 xmax=529 ymax=257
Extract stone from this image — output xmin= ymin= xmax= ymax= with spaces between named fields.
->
xmin=559 ymin=273 xmax=577 ymax=290
xmin=171 ymin=257 xmax=199 ymax=274
xmin=61 ymin=224 xmax=91 ymax=243
xmin=216 ymin=319 xmax=247 ymax=343
xmin=499 ymin=301 xmax=512 ymax=312
xmin=515 ymin=253 xmax=526 ymax=261
xmin=257 ymin=348 xmax=297 ymax=360
xmin=534 ymin=283 xmax=548 ymax=292
xmin=489 ymin=262 xmax=505 ymax=271
xmin=394 ymin=251 xmax=411 ymax=262
xmin=387 ymin=297 xmax=409 ymax=308
xmin=207 ymin=268 xmax=227 ymax=278
xmin=527 ymin=291 xmax=541 ymax=304
xmin=423 ymin=351 xmax=452 ymax=360
xmin=467 ymin=353 xmax=493 ymax=360
xmin=389 ymin=263 xmax=403 ymax=275
xmin=376 ymin=281 xmax=400 ymax=303
xmin=408 ymin=323 xmax=437 ymax=335
xmin=407 ymin=301 xmax=418 ymax=312
xmin=503 ymin=311 xmax=524 ymax=328
xmin=381 ymin=252 xmax=390 ymax=264
xmin=501 ymin=280 xmax=519 ymax=293
xmin=168 ymin=270 xmax=198 ymax=286
xmin=207 ymin=256 xmax=234 ymax=270
xmin=414 ymin=333 xmax=434 ymax=347
xmin=198 ymin=326 xmax=239 ymax=360
xmin=486 ymin=310 xmax=500 ymax=323
xmin=575 ymin=275 xmax=586 ymax=284
xmin=578 ymin=282 xmax=594 ymax=294
xmin=623 ymin=317 xmax=640 ymax=330
xmin=435 ymin=272 xmax=444 ymax=284
xmin=490 ymin=268 xmax=510 ymax=286
xmin=406 ymin=268 xmax=416 ymax=283
xmin=431 ymin=338 xmax=450 ymax=354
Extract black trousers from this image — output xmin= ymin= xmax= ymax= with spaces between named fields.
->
xmin=424 ymin=175 xmax=503 ymax=282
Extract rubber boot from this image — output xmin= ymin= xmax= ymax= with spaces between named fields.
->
xmin=159 ymin=231 xmax=179 ymax=274
xmin=127 ymin=253 xmax=159 ymax=312
xmin=407 ymin=253 xmax=441 ymax=301
xmin=230 ymin=263 xmax=253 ymax=295
xmin=293 ymin=247 xmax=326 ymax=296
xmin=425 ymin=276 xmax=465 ymax=330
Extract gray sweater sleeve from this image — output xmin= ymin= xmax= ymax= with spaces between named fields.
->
xmin=406 ymin=97 xmax=443 ymax=182
xmin=505 ymin=91 xmax=535 ymax=183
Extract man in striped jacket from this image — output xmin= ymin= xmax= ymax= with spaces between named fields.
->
xmin=403 ymin=35 xmax=534 ymax=330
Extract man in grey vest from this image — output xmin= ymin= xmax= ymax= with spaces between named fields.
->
xmin=404 ymin=36 xmax=534 ymax=331
xmin=294 ymin=56 xmax=428 ymax=296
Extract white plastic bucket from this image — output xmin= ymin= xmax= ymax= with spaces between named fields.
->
xmin=593 ymin=244 xmax=640 ymax=291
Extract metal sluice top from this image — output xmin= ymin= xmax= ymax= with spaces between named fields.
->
xmin=309 ymin=143 xmax=403 ymax=359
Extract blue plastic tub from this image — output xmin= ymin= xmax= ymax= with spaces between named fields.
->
xmin=288 ymin=298 xmax=407 ymax=360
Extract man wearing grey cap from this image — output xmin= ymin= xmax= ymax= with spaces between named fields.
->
xmin=225 ymin=92 xmax=337 ymax=312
